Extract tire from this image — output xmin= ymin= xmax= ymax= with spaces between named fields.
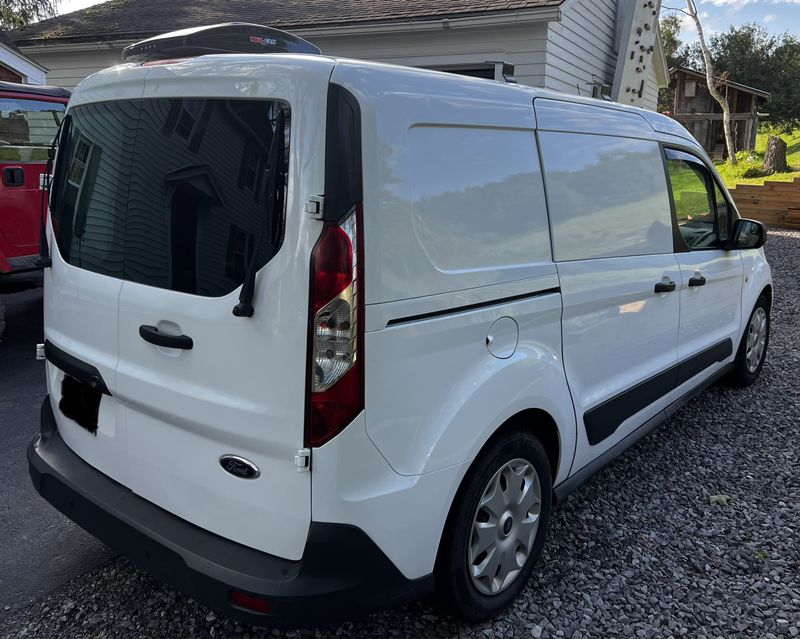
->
xmin=436 ymin=430 xmax=552 ymax=623
xmin=727 ymin=294 xmax=770 ymax=387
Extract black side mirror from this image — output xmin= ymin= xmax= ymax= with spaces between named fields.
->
xmin=728 ymin=218 xmax=766 ymax=250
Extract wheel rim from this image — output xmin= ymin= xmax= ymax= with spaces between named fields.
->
xmin=468 ymin=458 xmax=542 ymax=596
xmin=745 ymin=307 xmax=768 ymax=374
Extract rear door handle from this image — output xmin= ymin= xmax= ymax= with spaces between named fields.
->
xmin=139 ymin=325 xmax=193 ymax=350
xmin=688 ymin=275 xmax=707 ymax=287
xmin=654 ymin=281 xmax=676 ymax=293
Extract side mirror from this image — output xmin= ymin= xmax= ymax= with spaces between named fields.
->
xmin=729 ymin=218 xmax=766 ymax=250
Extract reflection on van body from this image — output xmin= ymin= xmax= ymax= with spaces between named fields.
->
xmin=51 ymin=98 xmax=290 ymax=297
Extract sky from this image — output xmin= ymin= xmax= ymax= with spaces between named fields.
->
xmin=664 ymin=0 xmax=800 ymax=42
xmin=57 ymin=0 xmax=800 ymax=40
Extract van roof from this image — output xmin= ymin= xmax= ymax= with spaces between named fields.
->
xmin=70 ymin=53 xmax=693 ymax=146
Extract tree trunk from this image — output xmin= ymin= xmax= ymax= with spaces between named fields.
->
xmin=685 ymin=0 xmax=737 ymax=166
xmin=763 ymin=135 xmax=788 ymax=174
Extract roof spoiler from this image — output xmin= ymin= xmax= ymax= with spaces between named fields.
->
xmin=122 ymin=22 xmax=321 ymax=63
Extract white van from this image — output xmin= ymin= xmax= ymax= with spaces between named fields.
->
xmin=28 ymin=24 xmax=772 ymax=625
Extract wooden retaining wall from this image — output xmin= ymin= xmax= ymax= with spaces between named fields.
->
xmin=730 ymin=177 xmax=800 ymax=229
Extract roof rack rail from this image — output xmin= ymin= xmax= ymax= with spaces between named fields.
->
xmin=122 ymin=22 xmax=321 ymax=63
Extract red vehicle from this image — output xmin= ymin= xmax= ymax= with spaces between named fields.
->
xmin=0 ymin=81 xmax=69 ymax=282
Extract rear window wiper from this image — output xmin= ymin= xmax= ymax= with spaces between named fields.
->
xmin=233 ymin=109 xmax=286 ymax=317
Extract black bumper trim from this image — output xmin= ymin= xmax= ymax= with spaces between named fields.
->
xmin=28 ymin=397 xmax=433 ymax=626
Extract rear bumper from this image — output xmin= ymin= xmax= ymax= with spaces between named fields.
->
xmin=28 ymin=397 xmax=433 ymax=626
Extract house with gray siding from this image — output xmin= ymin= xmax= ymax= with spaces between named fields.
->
xmin=11 ymin=0 xmax=669 ymax=110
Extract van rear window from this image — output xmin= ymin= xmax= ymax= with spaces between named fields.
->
xmin=50 ymin=98 xmax=290 ymax=297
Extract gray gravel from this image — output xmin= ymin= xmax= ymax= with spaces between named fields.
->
xmin=2 ymin=231 xmax=799 ymax=639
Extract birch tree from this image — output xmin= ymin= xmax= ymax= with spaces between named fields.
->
xmin=684 ymin=0 xmax=737 ymax=165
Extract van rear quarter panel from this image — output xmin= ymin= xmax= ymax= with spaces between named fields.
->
xmin=330 ymin=62 xmax=576 ymax=484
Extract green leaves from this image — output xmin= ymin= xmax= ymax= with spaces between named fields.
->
xmin=0 ymin=0 xmax=59 ymax=30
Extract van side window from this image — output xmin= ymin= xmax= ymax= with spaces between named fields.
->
xmin=665 ymin=149 xmax=730 ymax=249
xmin=539 ymin=132 xmax=674 ymax=261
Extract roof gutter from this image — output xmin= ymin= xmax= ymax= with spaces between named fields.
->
xmin=15 ymin=6 xmax=561 ymax=53
xmin=294 ymin=7 xmax=562 ymax=37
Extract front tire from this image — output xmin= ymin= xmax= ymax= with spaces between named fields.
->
xmin=436 ymin=430 xmax=552 ymax=622
xmin=727 ymin=294 xmax=770 ymax=387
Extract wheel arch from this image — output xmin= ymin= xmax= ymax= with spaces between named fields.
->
xmin=761 ymin=283 xmax=773 ymax=308
xmin=434 ymin=406 xmax=561 ymax=573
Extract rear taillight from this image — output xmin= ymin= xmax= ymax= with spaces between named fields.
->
xmin=306 ymin=206 xmax=364 ymax=447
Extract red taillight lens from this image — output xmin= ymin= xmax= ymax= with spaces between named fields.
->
xmin=306 ymin=206 xmax=364 ymax=447
xmin=230 ymin=591 xmax=271 ymax=614
xmin=311 ymin=224 xmax=353 ymax=314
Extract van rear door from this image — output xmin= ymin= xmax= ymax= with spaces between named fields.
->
xmin=49 ymin=58 xmax=334 ymax=559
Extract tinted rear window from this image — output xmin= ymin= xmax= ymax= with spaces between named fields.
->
xmin=0 ymin=97 xmax=65 ymax=161
xmin=51 ymin=98 xmax=290 ymax=297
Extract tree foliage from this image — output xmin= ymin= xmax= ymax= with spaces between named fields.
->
xmin=670 ymin=21 xmax=800 ymax=132
xmin=0 ymin=0 xmax=59 ymax=30
xmin=660 ymin=13 xmax=684 ymax=68
xmin=658 ymin=14 xmax=688 ymax=112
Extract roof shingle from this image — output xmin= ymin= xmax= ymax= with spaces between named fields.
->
xmin=11 ymin=0 xmax=562 ymax=46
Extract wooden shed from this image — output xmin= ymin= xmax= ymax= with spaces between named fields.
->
xmin=667 ymin=66 xmax=769 ymax=159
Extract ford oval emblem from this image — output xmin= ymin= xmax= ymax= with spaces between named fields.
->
xmin=219 ymin=455 xmax=261 ymax=480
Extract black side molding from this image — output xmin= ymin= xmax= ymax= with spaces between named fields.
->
xmin=44 ymin=340 xmax=110 ymax=395
xmin=556 ymin=362 xmax=733 ymax=502
xmin=387 ymin=287 xmax=561 ymax=327
xmin=584 ymin=338 xmax=733 ymax=446
xmin=677 ymin=338 xmax=732 ymax=386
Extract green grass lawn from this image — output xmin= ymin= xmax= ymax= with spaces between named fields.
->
xmin=716 ymin=129 xmax=800 ymax=188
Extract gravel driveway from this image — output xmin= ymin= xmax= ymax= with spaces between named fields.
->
xmin=2 ymin=231 xmax=798 ymax=639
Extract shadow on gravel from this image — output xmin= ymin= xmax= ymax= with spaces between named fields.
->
xmin=1 ymin=231 xmax=798 ymax=639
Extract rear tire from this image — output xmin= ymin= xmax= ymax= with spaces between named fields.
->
xmin=436 ymin=430 xmax=552 ymax=623
xmin=727 ymin=294 xmax=770 ymax=387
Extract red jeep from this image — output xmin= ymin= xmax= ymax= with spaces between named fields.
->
xmin=0 ymin=81 xmax=69 ymax=284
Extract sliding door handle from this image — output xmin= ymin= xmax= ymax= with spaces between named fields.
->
xmin=654 ymin=281 xmax=676 ymax=293
xmin=139 ymin=325 xmax=193 ymax=350
xmin=688 ymin=275 xmax=707 ymax=287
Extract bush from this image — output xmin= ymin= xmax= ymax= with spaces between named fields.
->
xmin=718 ymin=152 xmax=767 ymax=182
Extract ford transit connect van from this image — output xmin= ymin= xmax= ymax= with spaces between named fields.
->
xmin=28 ymin=24 xmax=772 ymax=626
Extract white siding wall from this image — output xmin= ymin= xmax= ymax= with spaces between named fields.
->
xmin=543 ymin=0 xmax=660 ymax=110
xmin=23 ymin=23 xmax=549 ymax=91
xmin=310 ymin=23 xmax=548 ymax=87
xmin=642 ymin=62 xmax=660 ymax=111
xmin=21 ymin=14 xmax=660 ymax=110
xmin=26 ymin=46 xmax=127 ymax=89
xmin=544 ymin=0 xmax=618 ymax=98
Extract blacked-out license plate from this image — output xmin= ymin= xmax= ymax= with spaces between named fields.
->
xmin=59 ymin=376 xmax=101 ymax=434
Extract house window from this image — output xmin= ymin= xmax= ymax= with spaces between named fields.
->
xmin=684 ymin=80 xmax=697 ymax=98
xmin=175 ymin=99 xmax=203 ymax=139
xmin=68 ymin=138 xmax=91 ymax=187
